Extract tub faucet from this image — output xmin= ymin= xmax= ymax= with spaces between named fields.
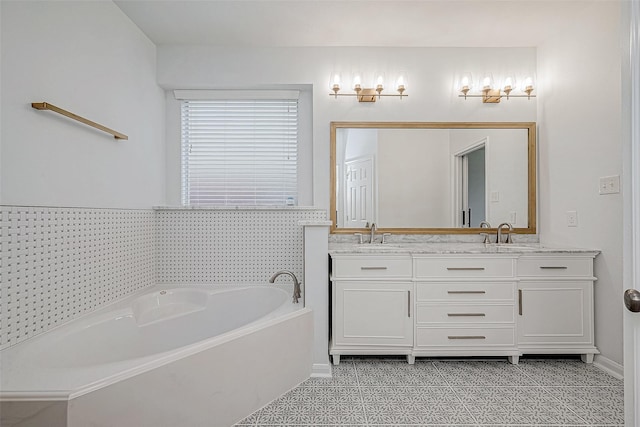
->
xmin=479 ymin=221 xmax=492 ymax=244
xmin=369 ymin=222 xmax=377 ymax=244
xmin=269 ymin=270 xmax=302 ymax=304
xmin=496 ymin=222 xmax=514 ymax=244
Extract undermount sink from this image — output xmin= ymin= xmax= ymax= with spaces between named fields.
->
xmin=351 ymin=244 xmax=403 ymax=251
xmin=489 ymin=244 xmax=541 ymax=251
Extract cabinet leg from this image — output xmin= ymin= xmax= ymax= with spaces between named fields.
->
xmin=332 ymin=355 xmax=340 ymax=365
xmin=508 ymin=355 xmax=519 ymax=365
xmin=407 ymin=355 xmax=415 ymax=365
xmin=581 ymin=353 xmax=594 ymax=364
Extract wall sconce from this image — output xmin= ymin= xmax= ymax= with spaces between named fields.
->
xmin=457 ymin=72 xmax=536 ymax=103
xmin=330 ymin=71 xmax=408 ymax=102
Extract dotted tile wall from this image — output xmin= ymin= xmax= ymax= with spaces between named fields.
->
xmin=156 ymin=209 xmax=327 ymax=285
xmin=0 ymin=206 xmax=155 ymax=350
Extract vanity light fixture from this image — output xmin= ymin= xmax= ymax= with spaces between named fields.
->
xmin=457 ymin=72 xmax=536 ymax=103
xmin=330 ymin=71 xmax=408 ymax=102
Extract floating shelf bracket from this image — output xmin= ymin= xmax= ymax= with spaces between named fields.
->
xmin=31 ymin=102 xmax=128 ymax=140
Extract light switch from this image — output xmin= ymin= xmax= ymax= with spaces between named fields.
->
xmin=599 ymin=175 xmax=620 ymax=195
xmin=510 ymin=211 xmax=517 ymax=223
xmin=566 ymin=210 xmax=578 ymax=227
xmin=491 ymin=191 xmax=500 ymax=202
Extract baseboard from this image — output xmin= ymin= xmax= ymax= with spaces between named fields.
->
xmin=310 ymin=363 xmax=332 ymax=378
xmin=311 ymin=357 xmax=623 ymax=379
xmin=593 ymin=354 xmax=624 ymax=380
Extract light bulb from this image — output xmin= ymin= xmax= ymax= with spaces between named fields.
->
xmin=375 ymin=72 xmax=385 ymax=92
xmin=502 ymin=74 xmax=516 ymax=99
xmin=461 ymin=76 xmax=470 ymax=89
xmin=458 ymin=72 xmax=473 ymax=99
xmin=503 ymin=76 xmax=514 ymax=91
xmin=352 ymin=72 xmax=362 ymax=92
xmin=482 ymin=75 xmax=493 ymax=91
xmin=396 ymin=72 xmax=408 ymax=94
xmin=329 ymin=72 xmax=341 ymax=92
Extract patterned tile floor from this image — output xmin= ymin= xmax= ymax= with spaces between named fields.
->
xmin=235 ymin=356 xmax=624 ymax=426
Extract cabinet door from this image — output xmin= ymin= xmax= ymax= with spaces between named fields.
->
xmin=333 ymin=281 xmax=413 ymax=347
xmin=517 ymin=281 xmax=594 ymax=345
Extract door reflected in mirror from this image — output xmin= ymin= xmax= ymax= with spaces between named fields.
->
xmin=331 ymin=122 xmax=536 ymax=234
xmin=459 ymin=144 xmax=486 ymax=228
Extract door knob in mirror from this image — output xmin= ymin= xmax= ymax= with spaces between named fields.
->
xmin=624 ymin=288 xmax=640 ymax=313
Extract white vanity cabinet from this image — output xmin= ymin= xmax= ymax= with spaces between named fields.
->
xmin=413 ymin=255 xmax=520 ymax=363
xmin=516 ymin=254 xmax=599 ymax=362
xmin=328 ymin=246 xmax=599 ymax=365
xmin=330 ymin=255 xmax=413 ymax=365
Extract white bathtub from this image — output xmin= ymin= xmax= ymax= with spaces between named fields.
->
xmin=0 ymin=285 xmax=313 ymax=427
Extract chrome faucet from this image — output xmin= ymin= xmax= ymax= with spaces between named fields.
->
xmin=269 ymin=270 xmax=302 ymax=303
xmin=369 ymin=222 xmax=377 ymax=244
xmin=496 ymin=222 xmax=514 ymax=244
xmin=479 ymin=221 xmax=492 ymax=244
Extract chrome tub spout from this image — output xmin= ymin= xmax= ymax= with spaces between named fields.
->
xmin=269 ymin=270 xmax=302 ymax=303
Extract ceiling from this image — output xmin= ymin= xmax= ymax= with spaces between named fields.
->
xmin=114 ymin=0 xmax=597 ymax=48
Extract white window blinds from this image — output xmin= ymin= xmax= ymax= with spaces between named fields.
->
xmin=181 ymin=98 xmax=298 ymax=206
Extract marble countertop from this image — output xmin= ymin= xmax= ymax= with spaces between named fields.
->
xmin=328 ymin=242 xmax=600 ymax=255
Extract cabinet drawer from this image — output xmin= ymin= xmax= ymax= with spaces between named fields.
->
xmin=416 ymin=282 xmax=515 ymax=302
xmin=414 ymin=257 xmax=515 ymax=278
xmin=517 ymin=256 xmax=593 ymax=277
xmin=416 ymin=327 xmax=515 ymax=347
xmin=415 ymin=304 xmax=514 ymax=324
xmin=332 ymin=256 xmax=412 ymax=278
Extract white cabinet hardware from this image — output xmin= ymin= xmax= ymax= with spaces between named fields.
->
xmin=448 ymin=290 xmax=486 ymax=294
xmin=518 ymin=289 xmax=523 ymax=315
xmin=448 ymin=335 xmax=486 ymax=340
xmin=447 ymin=313 xmax=486 ymax=317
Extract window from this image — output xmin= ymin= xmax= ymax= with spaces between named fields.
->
xmin=180 ymin=94 xmax=298 ymax=206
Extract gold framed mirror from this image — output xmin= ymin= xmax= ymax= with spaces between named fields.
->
xmin=330 ymin=122 xmax=536 ymax=234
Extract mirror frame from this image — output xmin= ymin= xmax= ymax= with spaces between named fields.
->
xmin=330 ymin=121 xmax=537 ymax=234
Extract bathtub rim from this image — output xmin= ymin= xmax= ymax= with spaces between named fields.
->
xmin=0 ymin=284 xmax=309 ymax=402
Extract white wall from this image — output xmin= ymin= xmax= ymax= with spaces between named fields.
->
xmin=157 ymin=46 xmax=537 ymax=211
xmin=343 ymin=129 xmax=378 ymax=161
xmin=486 ymin=130 xmax=529 ymax=228
xmin=0 ymin=1 xmax=165 ymax=208
xmin=537 ymin=1 xmax=623 ymax=365
xmin=378 ymin=129 xmax=450 ymax=228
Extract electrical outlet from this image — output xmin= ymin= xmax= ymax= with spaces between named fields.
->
xmin=491 ymin=191 xmax=500 ymax=202
xmin=566 ymin=210 xmax=578 ymax=227
xmin=510 ymin=211 xmax=517 ymax=223
xmin=599 ymin=175 xmax=620 ymax=195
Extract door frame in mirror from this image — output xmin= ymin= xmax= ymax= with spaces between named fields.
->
xmin=330 ymin=121 xmax=537 ymax=234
